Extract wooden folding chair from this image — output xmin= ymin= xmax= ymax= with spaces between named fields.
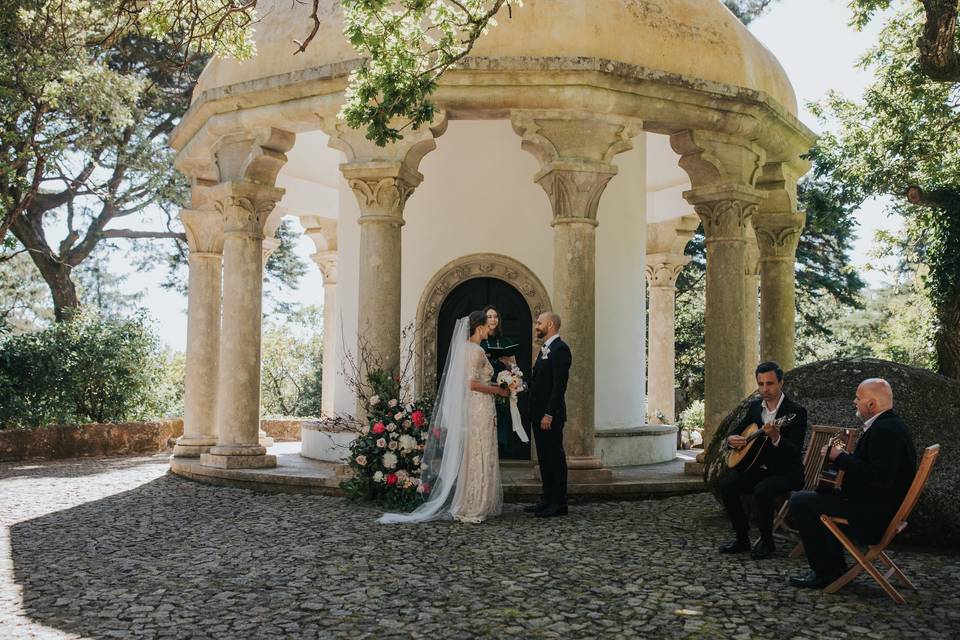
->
xmin=772 ymin=425 xmax=859 ymax=558
xmin=820 ymin=444 xmax=941 ymax=604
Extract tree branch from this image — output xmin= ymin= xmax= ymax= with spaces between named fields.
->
xmin=917 ymin=0 xmax=960 ymax=81
xmin=100 ymin=229 xmax=187 ymax=240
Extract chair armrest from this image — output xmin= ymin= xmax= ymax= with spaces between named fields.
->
xmin=821 ymin=515 xmax=850 ymax=525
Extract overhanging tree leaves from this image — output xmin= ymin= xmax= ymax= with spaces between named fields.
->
xmin=814 ymin=6 xmax=960 ymax=379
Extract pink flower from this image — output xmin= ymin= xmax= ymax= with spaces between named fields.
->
xmin=355 ymin=455 xmax=367 ymax=466
xmin=386 ymin=473 xmax=398 ymax=486
xmin=412 ymin=411 xmax=426 ymax=428
xmin=418 ymin=482 xmax=430 ymax=494
xmin=432 ymin=427 xmax=442 ymax=440
xmin=376 ymin=438 xmax=387 ymax=448
xmin=371 ymin=422 xmax=385 ymax=435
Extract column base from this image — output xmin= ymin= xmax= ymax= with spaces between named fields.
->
xmin=201 ymin=452 xmax=277 ymax=469
xmin=684 ymin=460 xmax=706 ymax=476
xmin=172 ymin=436 xmax=216 ymax=458
xmin=532 ymin=456 xmax=613 ymax=484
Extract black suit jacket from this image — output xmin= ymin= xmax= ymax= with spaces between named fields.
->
xmin=734 ymin=394 xmax=808 ymax=480
xmin=834 ymin=410 xmax=917 ymax=539
xmin=528 ymin=338 xmax=571 ymax=424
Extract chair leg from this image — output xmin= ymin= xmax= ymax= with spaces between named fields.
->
xmin=877 ymin=551 xmax=915 ymax=590
xmin=788 ymin=541 xmax=804 ymax=559
xmin=824 ymin=563 xmax=863 ymax=593
xmin=773 ymin=500 xmax=790 ymax=534
xmin=820 ymin=517 xmax=906 ymax=604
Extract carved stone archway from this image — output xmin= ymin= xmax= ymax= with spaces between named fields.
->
xmin=415 ymin=254 xmax=552 ymax=394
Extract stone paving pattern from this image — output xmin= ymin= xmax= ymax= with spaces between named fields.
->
xmin=1 ymin=455 xmax=958 ymax=639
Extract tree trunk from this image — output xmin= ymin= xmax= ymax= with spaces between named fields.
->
xmin=11 ymin=215 xmax=81 ymax=321
xmin=936 ymin=291 xmax=960 ymax=381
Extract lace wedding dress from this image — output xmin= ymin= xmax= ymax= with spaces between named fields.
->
xmin=379 ymin=318 xmax=503 ymax=524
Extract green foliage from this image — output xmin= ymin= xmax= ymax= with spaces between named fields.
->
xmin=340 ymin=369 xmax=435 ymax=511
xmin=260 ymin=311 xmax=323 ymax=417
xmin=812 ymin=6 xmax=960 ymax=376
xmin=340 ymin=0 xmax=517 ymax=145
xmin=0 ymin=250 xmax=52 ymax=333
xmin=723 ymin=0 xmax=780 ymax=24
xmin=0 ymin=310 xmax=176 ymax=428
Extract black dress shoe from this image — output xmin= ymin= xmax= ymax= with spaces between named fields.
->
xmin=789 ymin=570 xmax=842 ymax=589
xmin=535 ymin=504 xmax=568 ymax=518
xmin=523 ymin=502 xmax=549 ymax=513
xmin=750 ymin=538 xmax=775 ymax=560
xmin=718 ymin=538 xmax=751 ymax=554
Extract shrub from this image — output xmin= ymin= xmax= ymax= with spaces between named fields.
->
xmin=678 ymin=399 xmax=705 ymax=449
xmin=0 ymin=310 xmax=175 ymax=428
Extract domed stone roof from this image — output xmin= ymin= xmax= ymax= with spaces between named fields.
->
xmin=193 ymin=0 xmax=797 ymax=114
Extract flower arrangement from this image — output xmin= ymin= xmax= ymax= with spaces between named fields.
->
xmin=495 ymin=365 xmax=526 ymax=405
xmin=340 ymin=369 xmax=434 ymax=511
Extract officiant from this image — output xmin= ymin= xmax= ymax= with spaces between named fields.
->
xmin=480 ymin=305 xmax=521 ymax=456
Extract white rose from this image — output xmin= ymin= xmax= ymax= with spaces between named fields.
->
xmin=355 ymin=455 xmax=367 ymax=466
xmin=388 ymin=441 xmax=398 ymax=451
xmin=376 ymin=438 xmax=387 ymax=448
xmin=395 ymin=412 xmax=405 ymax=420
xmin=395 ymin=470 xmax=409 ymax=481
xmin=383 ymin=452 xmax=398 ymax=469
xmin=386 ymin=423 xmax=397 ymax=432
xmin=388 ymin=398 xmax=398 ymax=408
xmin=413 ymin=456 xmax=421 ymax=465
xmin=369 ymin=395 xmax=380 ymax=406
xmin=373 ymin=471 xmax=384 ymax=483
xmin=399 ymin=434 xmax=417 ymax=452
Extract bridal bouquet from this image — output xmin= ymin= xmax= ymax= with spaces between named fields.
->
xmin=496 ymin=366 xmax=529 ymax=443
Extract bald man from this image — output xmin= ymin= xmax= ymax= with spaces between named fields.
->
xmin=788 ymin=379 xmax=917 ymax=589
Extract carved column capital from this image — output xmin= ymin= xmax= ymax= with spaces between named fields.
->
xmin=312 ymin=250 xmax=338 ymax=285
xmin=753 ymin=212 xmax=806 ymax=260
xmin=539 ymin=167 xmax=617 ymax=225
xmin=209 ymin=181 xmax=285 ymax=237
xmin=180 ymin=208 xmax=224 ymax=256
xmin=670 ymin=130 xmax=767 ymax=189
xmin=645 ymin=253 xmax=691 ymax=288
xmin=341 ymin=165 xmax=422 ymax=223
xmin=687 ymin=189 xmax=762 ymax=241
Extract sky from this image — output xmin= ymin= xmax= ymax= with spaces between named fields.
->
xmin=110 ymin=0 xmax=903 ymax=353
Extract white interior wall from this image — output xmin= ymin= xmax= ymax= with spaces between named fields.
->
xmin=595 ymin=133 xmax=648 ymax=428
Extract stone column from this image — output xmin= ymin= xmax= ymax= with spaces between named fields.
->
xmin=513 ymin=111 xmax=641 ymax=481
xmin=256 ymin=235 xmax=282 ymax=448
xmin=323 ymin=116 xmax=446 ymax=383
xmin=644 ymin=215 xmax=698 ymax=426
xmin=671 ymin=131 xmax=766 ymax=449
xmin=201 ymin=181 xmax=285 ymax=469
xmin=754 ymin=161 xmax=807 ymax=371
xmin=173 ymin=208 xmax=224 ymax=457
xmin=743 ymin=221 xmax=760 ymax=394
xmin=313 ymin=251 xmax=338 ymax=416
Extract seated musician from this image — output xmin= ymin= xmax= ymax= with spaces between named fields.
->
xmin=719 ymin=361 xmax=808 ymax=560
xmin=788 ymin=378 xmax=917 ymax=588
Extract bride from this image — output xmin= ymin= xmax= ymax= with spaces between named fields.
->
xmin=379 ymin=310 xmax=510 ymax=524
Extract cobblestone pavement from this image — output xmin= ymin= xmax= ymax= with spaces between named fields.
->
xmin=1 ymin=455 xmax=958 ymax=640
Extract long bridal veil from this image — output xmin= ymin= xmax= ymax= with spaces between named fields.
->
xmin=379 ymin=317 xmax=471 ymax=524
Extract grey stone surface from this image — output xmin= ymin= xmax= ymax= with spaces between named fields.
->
xmin=704 ymin=358 xmax=960 ymax=548
xmin=2 ymin=454 xmax=959 ymax=639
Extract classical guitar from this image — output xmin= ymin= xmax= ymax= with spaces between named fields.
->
xmin=725 ymin=413 xmax=797 ymax=473
xmin=816 ymin=429 xmax=853 ymax=493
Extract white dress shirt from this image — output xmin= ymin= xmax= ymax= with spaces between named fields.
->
xmin=762 ymin=392 xmax=785 ymax=446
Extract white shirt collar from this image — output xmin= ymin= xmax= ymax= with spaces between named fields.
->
xmin=863 ymin=409 xmax=889 ymax=431
xmin=543 ymin=334 xmax=560 ymax=348
xmin=762 ymin=392 xmax=785 ymax=416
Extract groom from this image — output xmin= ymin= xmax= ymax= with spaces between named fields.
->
xmin=525 ymin=312 xmax=571 ymax=518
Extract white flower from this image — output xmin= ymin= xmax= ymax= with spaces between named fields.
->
xmin=383 ymin=452 xmax=398 ymax=469
xmin=386 ymin=423 xmax=397 ymax=432
xmin=373 ymin=471 xmax=384 ymax=483
xmin=420 ymin=462 xmax=428 ymax=470
xmin=355 ymin=455 xmax=368 ymax=466
xmin=399 ymin=434 xmax=418 ymax=452
xmin=388 ymin=398 xmax=398 ymax=408
xmin=395 ymin=412 xmax=405 ymax=420
xmin=376 ymin=438 xmax=387 ymax=448
xmin=402 ymin=419 xmax=412 ymax=429
xmin=395 ymin=470 xmax=409 ymax=481
xmin=416 ymin=483 xmax=426 ymax=493
xmin=413 ymin=456 xmax=421 ymax=465
xmin=387 ymin=441 xmax=398 ymax=451
xmin=369 ymin=395 xmax=380 ymax=406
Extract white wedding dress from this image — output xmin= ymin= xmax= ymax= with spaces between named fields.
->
xmin=379 ymin=318 xmax=503 ymax=524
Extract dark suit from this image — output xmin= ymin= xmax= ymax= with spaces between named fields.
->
xmin=719 ymin=394 xmax=808 ymax=542
xmin=529 ymin=337 xmax=571 ymax=507
xmin=790 ymin=410 xmax=917 ymax=577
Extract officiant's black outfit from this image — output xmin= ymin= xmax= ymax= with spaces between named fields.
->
xmin=719 ymin=394 xmax=807 ymax=557
xmin=788 ymin=410 xmax=916 ymax=587
xmin=528 ymin=337 xmax=571 ymax=515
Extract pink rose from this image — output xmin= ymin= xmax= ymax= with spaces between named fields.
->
xmin=386 ymin=473 xmax=398 ymax=486
xmin=371 ymin=422 xmax=385 ymax=435
xmin=376 ymin=438 xmax=387 ymax=448
xmin=412 ymin=411 xmax=426 ymax=428
xmin=355 ymin=455 xmax=367 ymax=466
xmin=419 ymin=482 xmax=430 ymax=494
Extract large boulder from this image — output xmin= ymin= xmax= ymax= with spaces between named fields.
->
xmin=703 ymin=358 xmax=959 ymax=548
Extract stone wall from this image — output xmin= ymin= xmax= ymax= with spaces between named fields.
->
xmin=260 ymin=419 xmax=306 ymax=442
xmin=0 ymin=419 xmax=185 ymax=462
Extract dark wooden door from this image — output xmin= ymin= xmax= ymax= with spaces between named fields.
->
xmin=436 ymin=277 xmax=532 ymax=460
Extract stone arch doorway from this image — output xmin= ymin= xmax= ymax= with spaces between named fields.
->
xmin=437 ymin=277 xmax=532 ymax=460
xmin=416 ymin=254 xmax=551 ymax=459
